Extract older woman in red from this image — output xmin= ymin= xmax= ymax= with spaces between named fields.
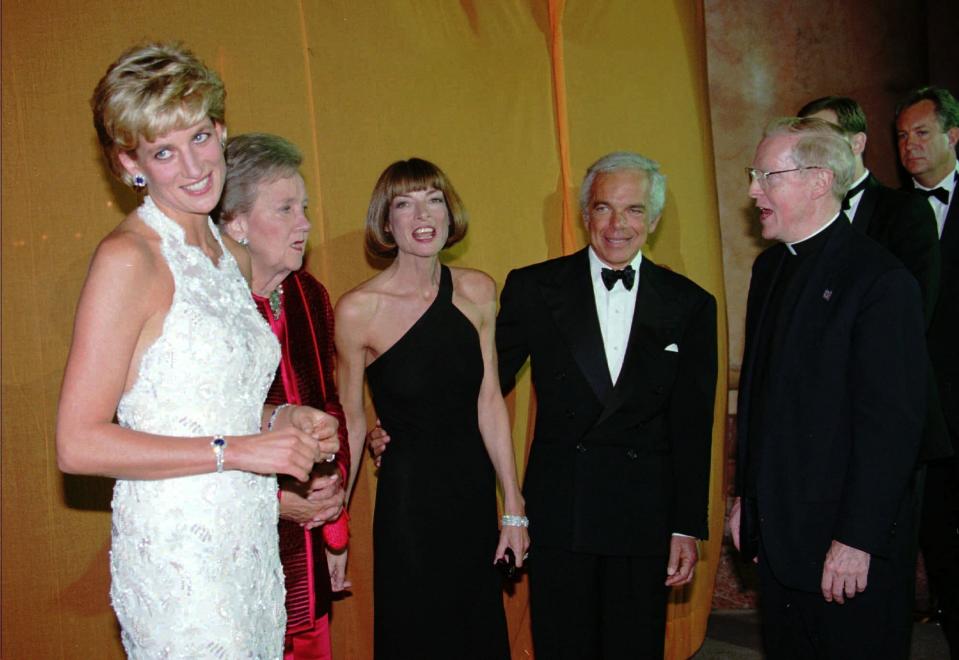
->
xmin=218 ymin=133 xmax=350 ymax=660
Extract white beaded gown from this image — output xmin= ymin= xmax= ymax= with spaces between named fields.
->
xmin=110 ymin=196 xmax=285 ymax=658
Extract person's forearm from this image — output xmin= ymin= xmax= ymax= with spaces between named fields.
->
xmin=477 ymin=394 xmax=525 ymax=513
xmin=58 ymin=420 xmax=242 ymax=480
xmin=324 ymin=399 xmax=351 ymax=482
xmin=343 ymin=407 xmax=368 ymax=499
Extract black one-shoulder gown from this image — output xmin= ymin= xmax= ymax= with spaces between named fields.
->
xmin=366 ymin=265 xmax=509 ymax=659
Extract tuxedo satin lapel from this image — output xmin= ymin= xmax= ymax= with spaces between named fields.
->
xmin=852 ymin=176 xmax=881 ymax=232
xmin=596 ymin=259 xmax=666 ymax=425
xmin=539 ymin=250 xmax=612 ymax=402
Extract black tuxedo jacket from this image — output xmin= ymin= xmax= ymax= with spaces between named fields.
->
xmin=854 ymin=175 xmax=950 ymax=460
xmin=853 ymin=174 xmax=940 ymax=324
xmin=928 ymin=190 xmax=959 ymax=454
xmin=496 ymin=249 xmax=717 ymax=556
xmin=737 ymin=218 xmax=927 ymax=592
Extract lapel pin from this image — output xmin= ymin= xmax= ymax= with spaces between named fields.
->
xmin=822 ymin=289 xmax=833 ymax=301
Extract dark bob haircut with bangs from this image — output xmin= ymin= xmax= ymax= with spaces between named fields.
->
xmin=365 ymin=158 xmax=468 ymax=258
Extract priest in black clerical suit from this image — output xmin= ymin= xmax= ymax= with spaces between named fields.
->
xmin=496 ymin=152 xmax=717 ymax=659
xmin=732 ymin=117 xmax=926 ymax=659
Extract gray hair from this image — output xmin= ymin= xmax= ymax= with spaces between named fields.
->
xmin=217 ymin=133 xmax=302 ymax=223
xmin=580 ymin=151 xmax=667 ymax=220
xmin=763 ymin=117 xmax=855 ymax=201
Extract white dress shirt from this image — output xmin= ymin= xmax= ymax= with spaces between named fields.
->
xmin=588 ymin=247 xmax=642 ymax=385
xmin=915 ymin=163 xmax=958 ymax=238
xmin=845 ymin=170 xmax=870 ymax=222
xmin=588 ymin=247 xmax=694 ymax=541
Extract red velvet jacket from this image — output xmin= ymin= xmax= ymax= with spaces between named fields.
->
xmin=253 ymin=270 xmax=349 ymax=630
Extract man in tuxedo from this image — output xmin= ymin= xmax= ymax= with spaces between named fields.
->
xmin=730 ymin=117 xmax=927 ymax=658
xmin=495 ymin=152 xmax=718 ymax=658
xmin=800 ymin=94 xmax=948 ymax=656
xmin=797 ymin=95 xmax=940 ymax=325
xmin=369 ymin=152 xmax=717 ymax=657
xmin=896 ymin=86 xmax=959 ymax=655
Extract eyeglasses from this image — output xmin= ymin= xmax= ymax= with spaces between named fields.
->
xmin=745 ymin=166 xmax=823 ymax=187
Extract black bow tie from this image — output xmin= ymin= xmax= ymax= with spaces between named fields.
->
xmin=601 ymin=265 xmax=635 ymax=291
xmin=842 ymin=178 xmax=869 ymax=211
xmin=916 ymin=186 xmax=950 ymax=205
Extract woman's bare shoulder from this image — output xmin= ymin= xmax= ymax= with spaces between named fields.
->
xmin=91 ymin=212 xmax=163 ymax=280
xmin=449 ymin=266 xmax=496 ymax=305
xmin=73 ymin=212 xmax=171 ymax=329
xmin=334 ymin=278 xmax=383 ymax=326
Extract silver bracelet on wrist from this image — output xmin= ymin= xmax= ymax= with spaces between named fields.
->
xmin=501 ymin=514 xmax=529 ymax=528
xmin=267 ymin=403 xmax=292 ymax=432
xmin=211 ymin=435 xmax=227 ymax=473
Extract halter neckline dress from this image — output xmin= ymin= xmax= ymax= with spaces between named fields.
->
xmin=111 ymin=196 xmax=285 ymax=658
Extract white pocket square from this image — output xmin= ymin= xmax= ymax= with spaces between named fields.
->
xmin=664 ymin=343 xmax=679 ymax=353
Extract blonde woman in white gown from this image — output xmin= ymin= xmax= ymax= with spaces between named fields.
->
xmin=56 ymin=43 xmax=339 ymax=658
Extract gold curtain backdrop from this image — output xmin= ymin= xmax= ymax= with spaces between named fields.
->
xmin=1 ymin=1 xmax=727 ymax=658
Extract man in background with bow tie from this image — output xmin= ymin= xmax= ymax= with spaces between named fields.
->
xmin=495 ymin=151 xmax=718 ymax=658
xmin=800 ymin=96 xmax=949 ymax=654
xmin=730 ymin=117 xmax=927 ymax=658
xmin=897 ymin=85 xmax=959 ymax=657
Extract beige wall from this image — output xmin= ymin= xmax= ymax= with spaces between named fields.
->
xmin=704 ymin=0 xmax=932 ymax=391
xmin=1 ymin=1 xmax=727 ymax=658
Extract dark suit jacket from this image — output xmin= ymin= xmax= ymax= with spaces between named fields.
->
xmin=496 ymin=249 xmax=717 ymax=557
xmin=853 ymin=175 xmax=950 ymax=460
xmin=853 ymin=173 xmax=940 ymax=324
xmin=928 ymin=190 xmax=959 ymax=455
xmin=737 ymin=218 xmax=927 ymax=592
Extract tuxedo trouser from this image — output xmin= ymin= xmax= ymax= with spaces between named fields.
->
xmin=919 ymin=456 xmax=959 ymax=657
xmin=757 ymin=533 xmax=915 ymax=659
xmin=529 ymin=545 xmax=668 ymax=660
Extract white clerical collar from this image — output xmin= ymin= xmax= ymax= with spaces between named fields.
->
xmin=588 ymin=246 xmax=643 ymax=284
xmin=785 ymin=212 xmax=841 ymax=255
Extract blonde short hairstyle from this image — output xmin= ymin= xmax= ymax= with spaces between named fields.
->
xmin=365 ymin=158 xmax=468 ymax=258
xmin=91 ymin=42 xmax=226 ymax=186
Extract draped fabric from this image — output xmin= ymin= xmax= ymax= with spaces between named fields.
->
xmin=253 ymin=270 xmax=350 ymax=633
xmin=2 ymin=2 xmax=727 ymax=658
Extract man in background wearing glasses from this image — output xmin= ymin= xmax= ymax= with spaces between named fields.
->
xmin=730 ymin=117 xmax=927 ymax=658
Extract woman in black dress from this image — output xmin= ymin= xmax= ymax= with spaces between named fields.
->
xmin=336 ymin=158 xmax=528 ymax=658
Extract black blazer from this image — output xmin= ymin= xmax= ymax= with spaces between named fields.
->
xmin=928 ymin=192 xmax=959 ymax=454
xmin=496 ymin=249 xmax=717 ymax=556
xmin=737 ymin=218 xmax=927 ymax=592
xmin=854 ymin=175 xmax=950 ymax=460
xmin=853 ymin=174 xmax=940 ymax=325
